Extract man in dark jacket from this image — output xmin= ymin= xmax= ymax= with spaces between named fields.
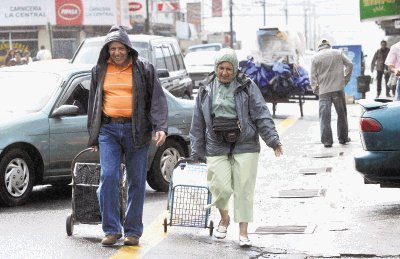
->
xmin=87 ymin=26 xmax=168 ymax=246
xmin=371 ymin=40 xmax=391 ymax=97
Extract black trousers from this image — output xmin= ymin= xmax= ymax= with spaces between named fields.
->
xmin=376 ymin=70 xmax=390 ymax=95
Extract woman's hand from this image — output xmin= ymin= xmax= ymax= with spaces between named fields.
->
xmin=274 ymin=144 xmax=283 ymax=157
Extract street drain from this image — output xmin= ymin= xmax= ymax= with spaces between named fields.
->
xmin=298 ymin=167 xmax=332 ymax=175
xmin=272 ymin=188 xmax=326 ymax=198
xmin=253 ymin=225 xmax=316 ymax=234
xmin=309 ymin=152 xmax=344 ymax=158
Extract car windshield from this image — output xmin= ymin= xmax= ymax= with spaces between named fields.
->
xmin=188 ymin=45 xmax=222 ymax=52
xmin=0 ymin=71 xmax=61 ymax=112
xmin=184 ymin=52 xmax=216 ymax=66
xmin=72 ymin=41 xmax=150 ymax=64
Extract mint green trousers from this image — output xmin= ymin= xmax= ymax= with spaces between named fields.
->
xmin=206 ymin=152 xmax=259 ymax=223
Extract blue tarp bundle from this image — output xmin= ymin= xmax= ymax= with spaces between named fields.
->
xmin=241 ymin=60 xmax=310 ymax=99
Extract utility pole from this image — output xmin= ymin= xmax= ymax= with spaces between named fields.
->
xmin=284 ymin=0 xmax=288 ymax=25
xmin=263 ymin=0 xmax=266 ymax=26
xmin=229 ymin=0 xmax=233 ymax=48
xmin=144 ymin=0 xmax=150 ymax=34
xmin=304 ymin=4 xmax=308 ymax=49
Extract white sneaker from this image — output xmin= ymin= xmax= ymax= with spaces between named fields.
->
xmin=214 ymin=221 xmax=229 ymax=239
xmin=239 ymin=235 xmax=252 ymax=248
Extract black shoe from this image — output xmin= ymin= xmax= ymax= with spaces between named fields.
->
xmin=339 ymin=138 xmax=351 ymax=145
xmin=324 ymin=144 xmax=332 ymax=148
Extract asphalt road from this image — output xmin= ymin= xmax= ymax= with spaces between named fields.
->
xmin=2 ymin=96 xmax=400 ymax=259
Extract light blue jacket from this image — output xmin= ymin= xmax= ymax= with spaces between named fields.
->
xmin=189 ymin=72 xmax=281 ymax=160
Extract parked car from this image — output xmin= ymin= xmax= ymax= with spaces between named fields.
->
xmin=0 ymin=61 xmax=194 ymax=206
xmin=71 ymin=34 xmax=193 ymax=99
xmin=187 ymin=43 xmax=224 ymax=53
xmin=354 ymin=99 xmax=400 ymax=187
xmin=184 ymin=50 xmax=217 ymax=89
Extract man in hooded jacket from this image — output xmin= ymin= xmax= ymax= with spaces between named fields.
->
xmin=87 ymin=26 xmax=168 ymax=246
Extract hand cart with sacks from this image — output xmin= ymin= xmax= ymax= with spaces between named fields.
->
xmin=163 ymin=158 xmax=214 ymax=236
xmin=66 ymin=147 xmax=127 ymax=236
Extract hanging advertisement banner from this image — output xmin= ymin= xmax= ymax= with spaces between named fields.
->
xmin=360 ymin=0 xmax=400 ymax=21
xmin=212 ymin=0 xmax=222 ymax=17
xmin=0 ymin=0 xmax=55 ymax=26
xmin=187 ymin=2 xmax=201 ymax=32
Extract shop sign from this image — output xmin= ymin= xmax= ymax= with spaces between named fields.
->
xmin=360 ymin=0 xmax=400 ymax=21
xmin=129 ymin=2 xmax=142 ymax=12
xmin=0 ymin=0 xmax=56 ymax=26
xmin=83 ymin=0 xmax=117 ymax=25
xmin=128 ymin=0 xmax=146 ymax=17
xmin=0 ymin=0 xmax=119 ymax=26
xmin=56 ymin=0 xmax=83 ymax=25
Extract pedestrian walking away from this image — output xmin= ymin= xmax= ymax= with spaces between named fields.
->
xmin=385 ymin=40 xmax=400 ymax=101
xmin=371 ymin=40 xmax=391 ymax=97
xmin=311 ymin=38 xmax=353 ymax=148
xmin=87 ymin=25 xmax=168 ymax=246
xmin=189 ymin=48 xmax=283 ymax=248
xmin=36 ymin=45 xmax=52 ymax=60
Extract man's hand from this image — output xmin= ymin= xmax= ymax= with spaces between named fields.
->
xmin=91 ymin=146 xmax=98 ymax=152
xmin=153 ymin=131 xmax=166 ymax=147
xmin=274 ymin=144 xmax=283 ymax=157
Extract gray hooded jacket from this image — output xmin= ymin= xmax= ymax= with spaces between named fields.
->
xmin=189 ymin=71 xmax=281 ymax=159
xmin=87 ymin=25 xmax=168 ymax=148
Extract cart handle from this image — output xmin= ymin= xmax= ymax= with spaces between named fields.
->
xmin=71 ymin=147 xmax=96 ymax=173
xmin=174 ymin=157 xmax=206 ymax=169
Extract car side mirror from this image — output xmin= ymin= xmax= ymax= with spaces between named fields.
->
xmin=157 ymin=68 xmax=170 ymax=78
xmin=52 ymin=104 xmax=80 ymax=117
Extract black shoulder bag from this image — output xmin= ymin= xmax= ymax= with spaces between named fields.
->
xmin=212 ymin=117 xmax=241 ymax=143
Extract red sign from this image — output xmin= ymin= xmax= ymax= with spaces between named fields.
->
xmin=157 ymin=2 xmax=178 ymax=12
xmin=56 ymin=0 xmax=83 ymax=26
xmin=212 ymin=0 xmax=222 ymax=17
xmin=129 ymin=2 xmax=142 ymax=12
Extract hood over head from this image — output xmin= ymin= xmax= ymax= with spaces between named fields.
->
xmin=214 ymin=48 xmax=238 ymax=78
xmin=97 ymin=25 xmax=138 ymax=65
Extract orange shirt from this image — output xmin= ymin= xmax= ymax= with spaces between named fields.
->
xmin=103 ymin=59 xmax=133 ymax=118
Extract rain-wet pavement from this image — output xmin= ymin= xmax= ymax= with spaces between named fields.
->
xmin=2 ymin=98 xmax=400 ymax=259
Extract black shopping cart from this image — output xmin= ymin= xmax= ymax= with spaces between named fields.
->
xmin=163 ymin=159 xmax=214 ymax=236
xmin=66 ymin=148 xmax=126 ymax=236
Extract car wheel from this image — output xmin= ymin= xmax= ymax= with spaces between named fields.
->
xmin=148 ymin=139 xmax=184 ymax=192
xmin=0 ymin=149 xmax=35 ymax=206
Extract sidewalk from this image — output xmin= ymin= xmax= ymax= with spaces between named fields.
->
xmin=242 ymin=100 xmax=400 ymax=258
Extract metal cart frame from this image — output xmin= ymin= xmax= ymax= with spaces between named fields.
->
xmin=66 ymin=148 xmax=126 ymax=236
xmin=163 ymin=159 xmax=214 ymax=236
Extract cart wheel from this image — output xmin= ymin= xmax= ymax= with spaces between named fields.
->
xmin=209 ymin=220 xmax=214 ymax=236
xmin=66 ymin=214 xmax=74 ymax=236
xmin=163 ymin=218 xmax=168 ymax=233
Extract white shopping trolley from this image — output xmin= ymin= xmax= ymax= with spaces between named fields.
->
xmin=163 ymin=158 xmax=214 ymax=236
